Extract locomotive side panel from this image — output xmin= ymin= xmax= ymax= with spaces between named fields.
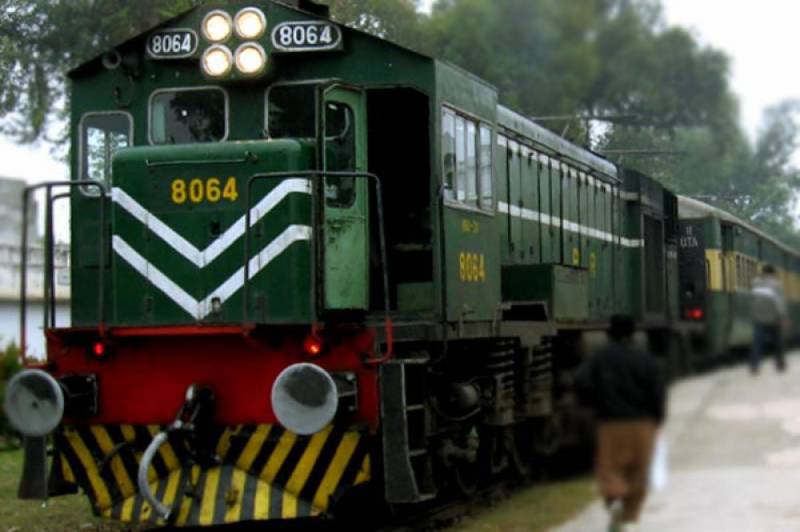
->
xmin=437 ymin=62 xmax=501 ymax=324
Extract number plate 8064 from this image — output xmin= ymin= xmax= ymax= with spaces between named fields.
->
xmin=271 ymin=21 xmax=342 ymax=52
xmin=147 ymin=29 xmax=199 ymax=59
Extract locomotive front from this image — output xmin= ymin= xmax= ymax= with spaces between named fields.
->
xmin=6 ymin=1 xmax=386 ymax=526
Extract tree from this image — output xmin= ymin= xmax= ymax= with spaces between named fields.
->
xmin=427 ymin=0 xmax=599 ymax=126
xmin=0 ymin=0 xmax=424 ymax=142
xmin=323 ymin=0 xmax=428 ymax=51
xmin=0 ymin=0 xmax=202 ymax=142
xmin=2 ymin=0 xmax=799 ymax=244
xmin=587 ymin=2 xmax=738 ymax=137
xmin=730 ymin=101 xmax=800 ymax=245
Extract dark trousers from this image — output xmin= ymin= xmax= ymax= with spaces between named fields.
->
xmin=751 ymin=323 xmax=785 ymax=373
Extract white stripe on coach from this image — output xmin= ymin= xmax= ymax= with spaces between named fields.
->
xmin=497 ymin=201 xmax=644 ymax=248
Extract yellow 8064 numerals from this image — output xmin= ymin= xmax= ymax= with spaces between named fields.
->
xmin=459 ymin=252 xmax=486 ymax=283
xmin=171 ymin=177 xmax=239 ymax=205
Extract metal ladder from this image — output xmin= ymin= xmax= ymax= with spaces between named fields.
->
xmin=380 ymin=358 xmax=436 ymax=503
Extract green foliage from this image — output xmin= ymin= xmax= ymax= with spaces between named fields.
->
xmin=323 ymin=0 xmax=428 ymax=51
xmin=0 ymin=0 xmax=203 ymax=141
xmin=1 ymin=0 xmax=798 ymax=243
xmin=428 ymin=0 xmax=599 ymax=131
xmin=0 ymin=344 xmax=22 ymax=449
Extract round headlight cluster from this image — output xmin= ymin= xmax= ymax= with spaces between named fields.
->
xmin=202 ymin=45 xmax=233 ymax=78
xmin=200 ymin=7 xmax=269 ymax=79
xmin=235 ymin=43 xmax=267 ymax=76
xmin=235 ymin=7 xmax=267 ymax=39
xmin=202 ymin=10 xmax=233 ymax=43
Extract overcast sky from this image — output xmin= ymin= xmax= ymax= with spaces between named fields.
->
xmin=2 ymin=0 xmax=798 ymax=183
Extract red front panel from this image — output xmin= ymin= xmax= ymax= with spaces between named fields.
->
xmin=46 ymin=327 xmax=380 ymax=430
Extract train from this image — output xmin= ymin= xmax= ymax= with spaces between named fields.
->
xmin=6 ymin=0 xmax=800 ymax=527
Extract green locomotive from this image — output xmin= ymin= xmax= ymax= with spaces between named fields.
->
xmin=7 ymin=0 xmax=799 ymax=527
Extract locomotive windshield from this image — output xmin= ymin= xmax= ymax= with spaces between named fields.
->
xmin=267 ymin=84 xmax=316 ymax=138
xmin=267 ymin=84 xmax=352 ymax=140
xmin=150 ymin=87 xmax=227 ymax=144
xmin=80 ymin=112 xmax=131 ymax=193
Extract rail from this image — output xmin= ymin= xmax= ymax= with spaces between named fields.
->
xmin=243 ymin=171 xmax=393 ymax=362
xmin=20 ymin=181 xmax=107 ymax=359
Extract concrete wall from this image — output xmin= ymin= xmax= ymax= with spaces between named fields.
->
xmin=0 ymin=301 xmax=70 ymax=359
xmin=0 ymin=176 xmax=71 ymax=359
xmin=0 ymin=177 xmax=37 ymax=246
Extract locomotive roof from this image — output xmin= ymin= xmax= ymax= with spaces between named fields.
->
xmin=497 ymin=106 xmax=618 ymax=181
xmin=68 ymin=0 xmax=433 ymax=78
xmin=678 ymin=195 xmax=800 ymax=258
xmin=68 ymin=0 xmax=619 ymax=183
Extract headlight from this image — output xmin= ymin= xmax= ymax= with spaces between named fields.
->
xmin=271 ymin=363 xmax=338 ymax=435
xmin=4 ymin=369 xmax=65 ymax=437
xmin=235 ymin=43 xmax=267 ymax=76
xmin=202 ymin=10 xmax=233 ymax=42
xmin=235 ymin=7 xmax=267 ymax=39
xmin=202 ymin=45 xmax=233 ymax=78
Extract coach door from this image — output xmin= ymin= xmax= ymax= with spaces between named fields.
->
xmin=321 ymin=85 xmax=369 ymax=311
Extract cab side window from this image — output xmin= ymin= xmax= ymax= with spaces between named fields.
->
xmin=81 ymin=112 xmax=132 ymax=194
xmin=325 ymin=101 xmax=356 ymax=208
xmin=441 ymin=106 xmax=494 ymax=211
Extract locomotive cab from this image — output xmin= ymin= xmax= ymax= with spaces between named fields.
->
xmin=105 ymin=82 xmax=376 ymax=325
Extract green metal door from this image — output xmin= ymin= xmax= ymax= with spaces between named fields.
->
xmin=322 ymin=85 xmax=369 ymax=311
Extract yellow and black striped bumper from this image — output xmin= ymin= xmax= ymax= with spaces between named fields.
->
xmin=54 ymin=424 xmax=371 ymax=526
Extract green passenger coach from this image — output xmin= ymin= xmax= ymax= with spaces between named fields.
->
xmin=678 ymin=196 xmax=800 ymax=362
xmin=7 ymin=0 xmax=796 ymax=527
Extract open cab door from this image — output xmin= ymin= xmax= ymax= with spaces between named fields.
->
xmin=321 ymin=85 xmax=369 ymax=311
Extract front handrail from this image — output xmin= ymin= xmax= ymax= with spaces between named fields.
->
xmin=20 ymin=181 xmax=108 ymax=361
xmin=243 ymin=171 xmax=392 ymax=361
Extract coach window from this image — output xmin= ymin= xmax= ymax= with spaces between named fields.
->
xmin=442 ymin=108 xmax=456 ymax=200
xmin=442 ymin=106 xmax=494 ymax=211
xmin=465 ymin=121 xmax=479 ymax=205
xmin=455 ymin=115 xmax=467 ymax=202
xmin=150 ymin=88 xmax=227 ymax=145
xmin=479 ymin=125 xmax=493 ymax=209
xmin=80 ymin=112 xmax=132 ymax=195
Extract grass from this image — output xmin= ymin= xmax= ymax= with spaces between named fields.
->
xmin=453 ymin=476 xmax=595 ymax=532
xmin=0 ymin=447 xmax=593 ymax=532
xmin=0 ymin=448 xmax=128 ymax=532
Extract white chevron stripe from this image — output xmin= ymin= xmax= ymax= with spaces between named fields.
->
xmin=112 ymin=225 xmax=313 ymax=320
xmin=112 ymin=236 xmax=200 ymax=318
xmin=111 ymin=178 xmax=312 ymax=268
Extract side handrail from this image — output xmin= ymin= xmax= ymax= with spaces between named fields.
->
xmin=243 ymin=171 xmax=393 ymax=362
xmin=20 ymin=182 xmax=108 ymax=361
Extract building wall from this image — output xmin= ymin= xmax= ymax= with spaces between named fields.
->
xmin=0 ymin=177 xmax=37 ymax=246
xmin=0 ymin=176 xmax=71 ymax=358
xmin=0 ymin=301 xmax=70 ymax=359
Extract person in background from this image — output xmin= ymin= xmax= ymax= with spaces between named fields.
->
xmin=576 ymin=314 xmax=667 ymax=532
xmin=750 ymin=264 xmax=789 ymax=374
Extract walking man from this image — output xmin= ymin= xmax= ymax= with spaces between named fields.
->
xmin=750 ymin=264 xmax=789 ymax=374
xmin=576 ymin=315 xmax=667 ymax=532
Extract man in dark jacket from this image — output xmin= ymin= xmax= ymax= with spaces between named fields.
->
xmin=576 ymin=314 xmax=667 ymax=532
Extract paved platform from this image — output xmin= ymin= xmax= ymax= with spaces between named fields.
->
xmin=557 ymin=353 xmax=800 ymax=532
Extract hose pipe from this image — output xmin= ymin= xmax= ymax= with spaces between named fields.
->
xmin=137 ymin=430 xmax=174 ymax=521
